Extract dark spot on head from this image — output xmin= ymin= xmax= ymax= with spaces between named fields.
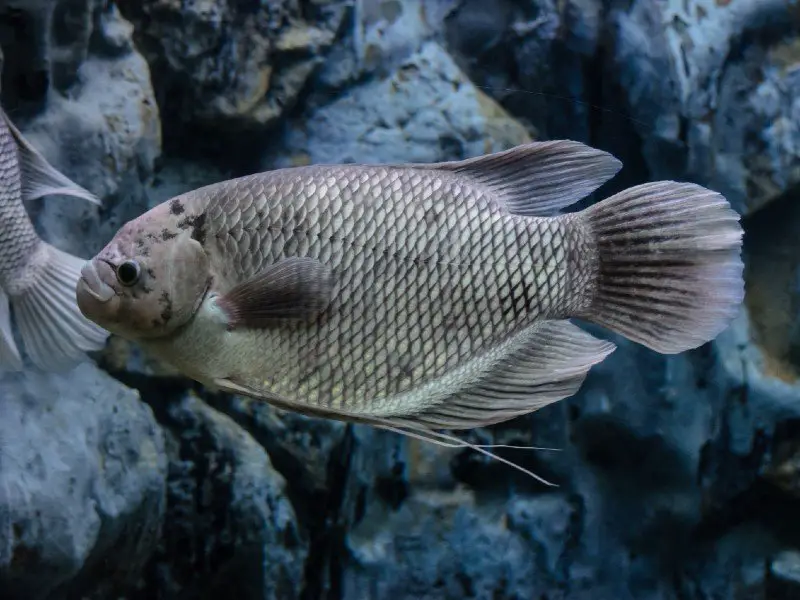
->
xmin=191 ymin=212 xmax=207 ymax=245
xmin=159 ymin=290 xmax=173 ymax=323
xmin=177 ymin=211 xmax=207 ymax=245
xmin=146 ymin=268 xmax=156 ymax=279
xmin=161 ymin=229 xmax=177 ymax=241
xmin=170 ymin=199 xmax=185 ymax=215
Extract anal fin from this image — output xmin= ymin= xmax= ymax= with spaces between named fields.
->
xmin=213 ymin=320 xmax=615 ymax=432
xmin=210 ymin=320 xmax=614 ymax=486
xmin=387 ymin=320 xmax=616 ymax=431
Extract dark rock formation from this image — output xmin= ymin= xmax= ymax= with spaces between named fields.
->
xmin=115 ymin=0 xmax=349 ymax=164
xmin=0 ymin=0 xmax=799 ymax=598
xmin=131 ymin=393 xmax=307 ymax=600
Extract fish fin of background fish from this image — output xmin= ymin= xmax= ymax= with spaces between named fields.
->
xmin=11 ymin=243 xmax=109 ymax=371
xmin=578 ymin=181 xmax=744 ymax=354
xmin=1 ymin=110 xmax=102 ymax=206
xmin=0 ymin=289 xmax=22 ymax=371
xmin=417 ymin=140 xmax=622 ymax=216
xmin=385 ymin=321 xmax=615 ymax=430
xmin=217 ymin=257 xmax=334 ymax=328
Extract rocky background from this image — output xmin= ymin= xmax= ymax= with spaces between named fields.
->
xmin=0 ymin=0 xmax=798 ymax=598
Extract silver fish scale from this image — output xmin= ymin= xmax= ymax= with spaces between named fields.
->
xmin=0 ymin=120 xmax=39 ymax=291
xmin=202 ymin=165 xmax=585 ymax=412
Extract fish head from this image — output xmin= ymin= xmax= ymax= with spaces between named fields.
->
xmin=76 ymin=208 xmax=211 ymax=340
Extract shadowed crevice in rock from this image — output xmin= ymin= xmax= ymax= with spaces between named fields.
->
xmin=94 ymin=367 xmax=310 ymax=600
xmin=742 ymin=186 xmax=800 ymax=383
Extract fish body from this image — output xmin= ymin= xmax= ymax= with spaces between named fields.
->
xmin=0 ymin=106 xmax=108 ymax=371
xmin=76 ymin=141 xmax=744 ymax=437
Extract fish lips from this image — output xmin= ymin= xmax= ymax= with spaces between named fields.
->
xmin=78 ymin=260 xmax=116 ymax=303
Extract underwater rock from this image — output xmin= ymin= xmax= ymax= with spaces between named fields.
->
xmin=133 ymin=393 xmax=307 ymax=600
xmin=0 ymin=1 xmax=161 ymax=259
xmin=0 ymin=362 xmax=167 ymax=600
xmin=0 ymin=0 xmax=108 ymax=109
xmin=341 ymin=491 xmax=567 ymax=599
xmin=769 ymin=550 xmax=800 ymax=598
xmin=275 ymin=41 xmax=531 ymax=168
xmin=115 ymin=0 xmax=347 ymax=138
xmin=314 ymin=0 xmax=455 ymax=93
xmin=440 ymin=0 xmax=598 ymax=146
xmin=613 ymin=0 xmax=800 ymax=216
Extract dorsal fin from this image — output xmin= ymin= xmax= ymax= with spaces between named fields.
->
xmin=1 ymin=107 xmax=102 ymax=206
xmin=414 ymin=140 xmax=622 ymax=217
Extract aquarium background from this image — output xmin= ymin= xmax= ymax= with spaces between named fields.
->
xmin=0 ymin=0 xmax=798 ymax=598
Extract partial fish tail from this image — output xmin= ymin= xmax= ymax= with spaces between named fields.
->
xmin=576 ymin=181 xmax=744 ymax=353
xmin=0 ymin=289 xmax=22 ymax=371
xmin=7 ymin=243 xmax=109 ymax=372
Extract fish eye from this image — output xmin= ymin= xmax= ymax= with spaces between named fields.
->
xmin=116 ymin=260 xmax=141 ymax=287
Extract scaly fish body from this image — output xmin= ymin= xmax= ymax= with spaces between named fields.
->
xmin=0 ymin=106 xmax=108 ymax=371
xmin=77 ymin=140 xmax=743 ymax=440
xmin=0 ymin=117 xmax=41 ymax=289
xmin=135 ymin=166 xmax=590 ymax=419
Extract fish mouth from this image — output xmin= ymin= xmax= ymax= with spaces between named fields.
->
xmin=78 ymin=261 xmax=115 ymax=303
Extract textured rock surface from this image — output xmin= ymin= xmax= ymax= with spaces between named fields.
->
xmin=0 ymin=363 xmax=167 ymax=600
xmin=0 ymin=0 xmax=161 ymax=261
xmin=275 ymin=41 xmax=531 ymax=168
xmin=1 ymin=0 xmax=800 ymax=598
xmin=441 ymin=0 xmax=602 ymax=152
xmin=132 ymin=393 xmax=307 ymax=600
xmin=613 ymin=0 xmax=800 ymax=216
xmin=116 ymin=0 xmax=348 ymax=162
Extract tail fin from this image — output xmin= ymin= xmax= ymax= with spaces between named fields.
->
xmin=10 ymin=243 xmax=109 ymax=371
xmin=578 ymin=181 xmax=744 ymax=354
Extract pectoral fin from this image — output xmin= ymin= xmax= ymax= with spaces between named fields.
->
xmin=217 ymin=257 xmax=334 ymax=329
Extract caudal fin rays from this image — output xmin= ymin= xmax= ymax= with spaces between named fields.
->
xmin=11 ymin=244 xmax=109 ymax=372
xmin=578 ymin=181 xmax=744 ymax=353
